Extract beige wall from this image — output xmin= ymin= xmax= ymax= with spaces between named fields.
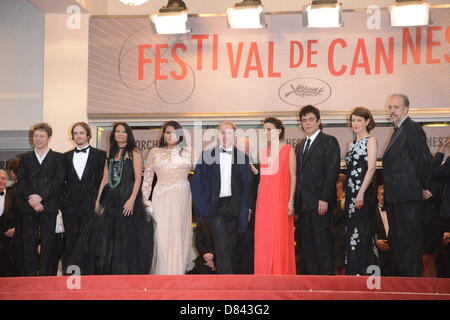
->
xmin=42 ymin=13 xmax=91 ymax=152
xmin=0 ymin=0 xmax=44 ymax=131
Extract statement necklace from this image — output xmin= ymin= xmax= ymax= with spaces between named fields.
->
xmin=109 ymin=151 xmax=125 ymax=189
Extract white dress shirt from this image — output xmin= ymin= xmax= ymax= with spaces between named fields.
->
xmin=0 ymin=188 xmax=5 ymax=217
xmin=379 ymin=204 xmax=389 ymax=236
xmin=73 ymin=146 xmax=90 ymax=180
xmin=34 ymin=148 xmax=50 ymax=165
xmin=219 ymin=146 xmax=233 ymax=198
xmin=304 ymin=129 xmax=321 ymax=153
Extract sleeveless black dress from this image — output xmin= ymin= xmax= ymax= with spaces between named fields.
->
xmin=70 ymin=158 xmax=155 ymax=275
xmin=344 ymin=137 xmax=378 ymax=275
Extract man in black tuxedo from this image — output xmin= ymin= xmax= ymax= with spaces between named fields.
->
xmin=17 ymin=123 xmax=65 ymax=276
xmin=191 ymin=122 xmax=252 ymax=274
xmin=431 ymin=137 xmax=450 ymax=224
xmin=382 ymin=94 xmax=433 ymax=277
xmin=187 ymin=220 xmax=217 ymax=274
xmin=431 ymin=137 xmax=450 ymax=277
xmin=294 ymin=105 xmax=341 ymax=275
xmin=374 ymin=185 xmax=394 ymax=276
xmin=0 ymin=170 xmax=18 ymax=276
xmin=61 ymin=122 xmax=106 ymax=274
xmin=331 ymin=173 xmax=346 ymax=275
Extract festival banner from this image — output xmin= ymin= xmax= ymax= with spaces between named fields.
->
xmin=87 ymin=9 xmax=450 ymax=117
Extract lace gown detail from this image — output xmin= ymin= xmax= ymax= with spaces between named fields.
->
xmin=142 ymin=147 xmax=195 ymax=275
xmin=344 ymin=137 xmax=378 ymax=275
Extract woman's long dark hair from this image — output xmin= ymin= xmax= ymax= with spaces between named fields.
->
xmin=263 ymin=117 xmax=285 ymax=141
xmin=109 ymin=122 xmax=137 ymax=162
xmin=158 ymin=121 xmax=186 ymax=155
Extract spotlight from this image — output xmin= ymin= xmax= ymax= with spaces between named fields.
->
xmin=389 ymin=0 xmax=430 ymax=27
xmin=226 ymin=0 xmax=266 ymax=29
xmin=118 ymin=0 xmax=150 ymax=6
xmin=306 ymin=0 xmax=343 ymax=28
xmin=150 ymin=0 xmax=189 ymax=34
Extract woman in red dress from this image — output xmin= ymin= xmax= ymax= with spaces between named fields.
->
xmin=254 ymin=117 xmax=297 ymax=274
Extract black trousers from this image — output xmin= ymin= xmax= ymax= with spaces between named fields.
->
xmin=0 ymin=237 xmax=17 ymax=277
xmin=20 ymin=210 xmax=58 ymax=276
xmin=298 ymin=208 xmax=334 ymax=275
xmin=378 ymin=249 xmax=395 ymax=276
xmin=386 ymin=201 xmax=423 ymax=277
xmin=208 ymin=197 xmax=239 ymax=274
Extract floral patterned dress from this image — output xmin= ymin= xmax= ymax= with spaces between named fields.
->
xmin=345 ymin=137 xmax=378 ymax=275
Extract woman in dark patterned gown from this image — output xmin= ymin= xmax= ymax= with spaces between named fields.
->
xmin=70 ymin=122 xmax=155 ymax=275
xmin=344 ymin=107 xmax=379 ymax=275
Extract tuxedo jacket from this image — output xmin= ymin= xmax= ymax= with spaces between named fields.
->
xmin=0 ymin=185 xmax=18 ymax=242
xmin=17 ymin=150 xmax=65 ymax=214
xmin=192 ymin=220 xmax=217 ymax=274
xmin=62 ymin=147 xmax=106 ymax=217
xmin=195 ymin=220 xmax=215 ymax=258
xmin=294 ymin=131 xmax=341 ymax=213
xmin=431 ymin=152 xmax=450 ymax=219
xmin=382 ymin=117 xmax=432 ymax=204
xmin=191 ymin=146 xmax=252 ymax=233
xmin=375 ymin=206 xmax=388 ymax=240
xmin=375 ymin=205 xmax=394 ymax=274
xmin=248 ymin=163 xmax=260 ymax=215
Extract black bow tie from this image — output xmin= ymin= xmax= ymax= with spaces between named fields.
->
xmin=220 ymin=148 xmax=233 ymax=154
xmin=0 ymin=191 xmax=4 ymax=196
xmin=379 ymin=205 xmax=385 ymax=211
xmin=75 ymin=146 xmax=90 ymax=153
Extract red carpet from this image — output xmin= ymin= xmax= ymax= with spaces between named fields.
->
xmin=0 ymin=275 xmax=449 ymax=300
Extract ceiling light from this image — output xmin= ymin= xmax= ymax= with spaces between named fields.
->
xmin=118 ymin=0 xmax=150 ymax=6
xmin=389 ymin=0 xmax=430 ymax=27
xmin=150 ymin=0 xmax=189 ymax=34
xmin=306 ymin=0 xmax=343 ymax=28
xmin=226 ymin=0 xmax=266 ymax=29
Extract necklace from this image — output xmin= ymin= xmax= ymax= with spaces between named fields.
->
xmin=108 ymin=152 xmax=125 ymax=189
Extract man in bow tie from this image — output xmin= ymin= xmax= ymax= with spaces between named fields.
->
xmin=382 ymin=94 xmax=433 ymax=277
xmin=191 ymin=122 xmax=252 ymax=274
xmin=61 ymin=122 xmax=106 ymax=274
xmin=0 ymin=169 xmax=18 ymax=276
xmin=375 ymin=185 xmax=394 ymax=276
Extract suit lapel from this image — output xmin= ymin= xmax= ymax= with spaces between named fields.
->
xmin=4 ymin=188 xmax=13 ymax=215
xmin=231 ymin=147 xmax=239 ymax=196
xmin=33 ymin=150 xmax=51 ymax=176
xmin=303 ymin=131 xmax=323 ymax=164
xmin=80 ymin=147 xmax=94 ymax=181
xmin=68 ymin=149 xmax=78 ymax=180
xmin=213 ymin=147 xmax=221 ymax=197
xmin=383 ymin=125 xmax=403 ymax=158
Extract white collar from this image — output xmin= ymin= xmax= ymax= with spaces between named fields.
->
xmin=76 ymin=144 xmax=90 ymax=150
xmin=306 ymin=129 xmax=321 ymax=143
xmin=220 ymin=145 xmax=234 ymax=152
xmin=34 ymin=148 xmax=50 ymax=157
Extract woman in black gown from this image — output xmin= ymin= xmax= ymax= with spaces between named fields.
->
xmin=70 ymin=122 xmax=155 ymax=275
xmin=344 ymin=107 xmax=379 ymax=275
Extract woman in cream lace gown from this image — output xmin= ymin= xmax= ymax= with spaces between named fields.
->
xmin=142 ymin=121 xmax=196 ymax=275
